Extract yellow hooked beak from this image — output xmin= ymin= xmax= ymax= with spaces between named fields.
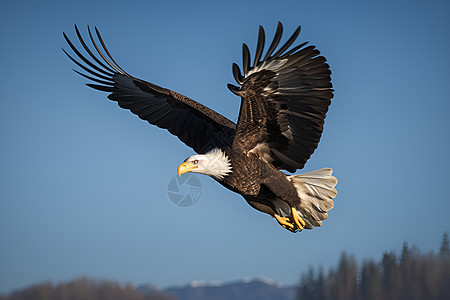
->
xmin=177 ymin=161 xmax=198 ymax=176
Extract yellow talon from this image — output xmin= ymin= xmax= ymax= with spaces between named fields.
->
xmin=273 ymin=214 xmax=297 ymax=233
xmin=281 ymin=224 xmax=297 ymax=233
xmin=291 ymin=207 xmax=306 ymax=231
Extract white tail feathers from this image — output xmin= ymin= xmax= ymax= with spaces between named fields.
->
xmin=288 ymin=168 xmax=337 ymax=229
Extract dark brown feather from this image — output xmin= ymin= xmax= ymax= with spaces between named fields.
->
xmin=253 ymin=26 xmax=265 ymax=66
xmin=263 ymin=22 xmax=283 ymax=61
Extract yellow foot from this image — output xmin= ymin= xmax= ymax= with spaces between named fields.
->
xmin=273 ymin=214 xmax=297 ymax=233
xmin=291 ymin=207 xmax=306 ymax=231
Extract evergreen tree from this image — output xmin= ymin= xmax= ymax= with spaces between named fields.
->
xmin=360 ymin=260 xmax=382 ymax=300
xmin=399 ymin=241 xmax=417 ymax=300
xmin=298 ymin=267 xmax=318 ymax=300
xmin=335 ymin=252 xmax=358 ymax=300
xmin=437 ymin=232 xmax=450 ymax=300
xmin=315 ymin=267 xmax=327 ymax=300
xmin=381 ymin=251 xmax=400 ymax=300
xmin=439 ymin=232 xmax=449 ymax=261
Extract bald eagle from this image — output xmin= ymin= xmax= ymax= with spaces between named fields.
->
xmin=63 ymin=23 xmax=337 ymax=233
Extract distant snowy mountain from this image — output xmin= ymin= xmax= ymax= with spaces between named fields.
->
xmin=137 ymin=278 xmax=296 ymax=300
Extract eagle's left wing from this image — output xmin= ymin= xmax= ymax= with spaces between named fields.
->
xmin=229 ymin=22 xmax=333 ymax=172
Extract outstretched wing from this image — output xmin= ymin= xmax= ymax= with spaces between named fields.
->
xmin=228 ymin=22 xmax=333 ymax=172
xmin=63 ymin=25 xmax=236 ymax=154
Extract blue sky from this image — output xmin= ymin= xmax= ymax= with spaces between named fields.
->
xmin=1 ymin=0 xmax=449 ymax=294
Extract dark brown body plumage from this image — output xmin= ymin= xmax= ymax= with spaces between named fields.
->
xmin=220 ymin=146 xmax=301 ymax=217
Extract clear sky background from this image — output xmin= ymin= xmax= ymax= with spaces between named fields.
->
xmin=1 ymin=0 xmax=449 ymax=295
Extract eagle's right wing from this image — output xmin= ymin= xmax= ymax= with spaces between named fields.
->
xmin=63 ymin=25 xmax=236 ymax=154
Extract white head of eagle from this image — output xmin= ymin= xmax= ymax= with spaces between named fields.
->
xmin=178 ymin=148 xmax=232 ymax=180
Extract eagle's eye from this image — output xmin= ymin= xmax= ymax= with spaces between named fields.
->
xmin=193 ymin=160 xmax=198 ymax=165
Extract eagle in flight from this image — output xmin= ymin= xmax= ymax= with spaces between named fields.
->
xmin=63 ymin=23 xmax=337 ymax=233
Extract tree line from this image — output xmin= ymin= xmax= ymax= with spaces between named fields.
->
xmin=0 ymin=277 xmax=175 ymax=300
xmin=1 ymin=233 xmax=448 ymax=300
xmin=298 ymin=232 xmax=450 ymax=300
